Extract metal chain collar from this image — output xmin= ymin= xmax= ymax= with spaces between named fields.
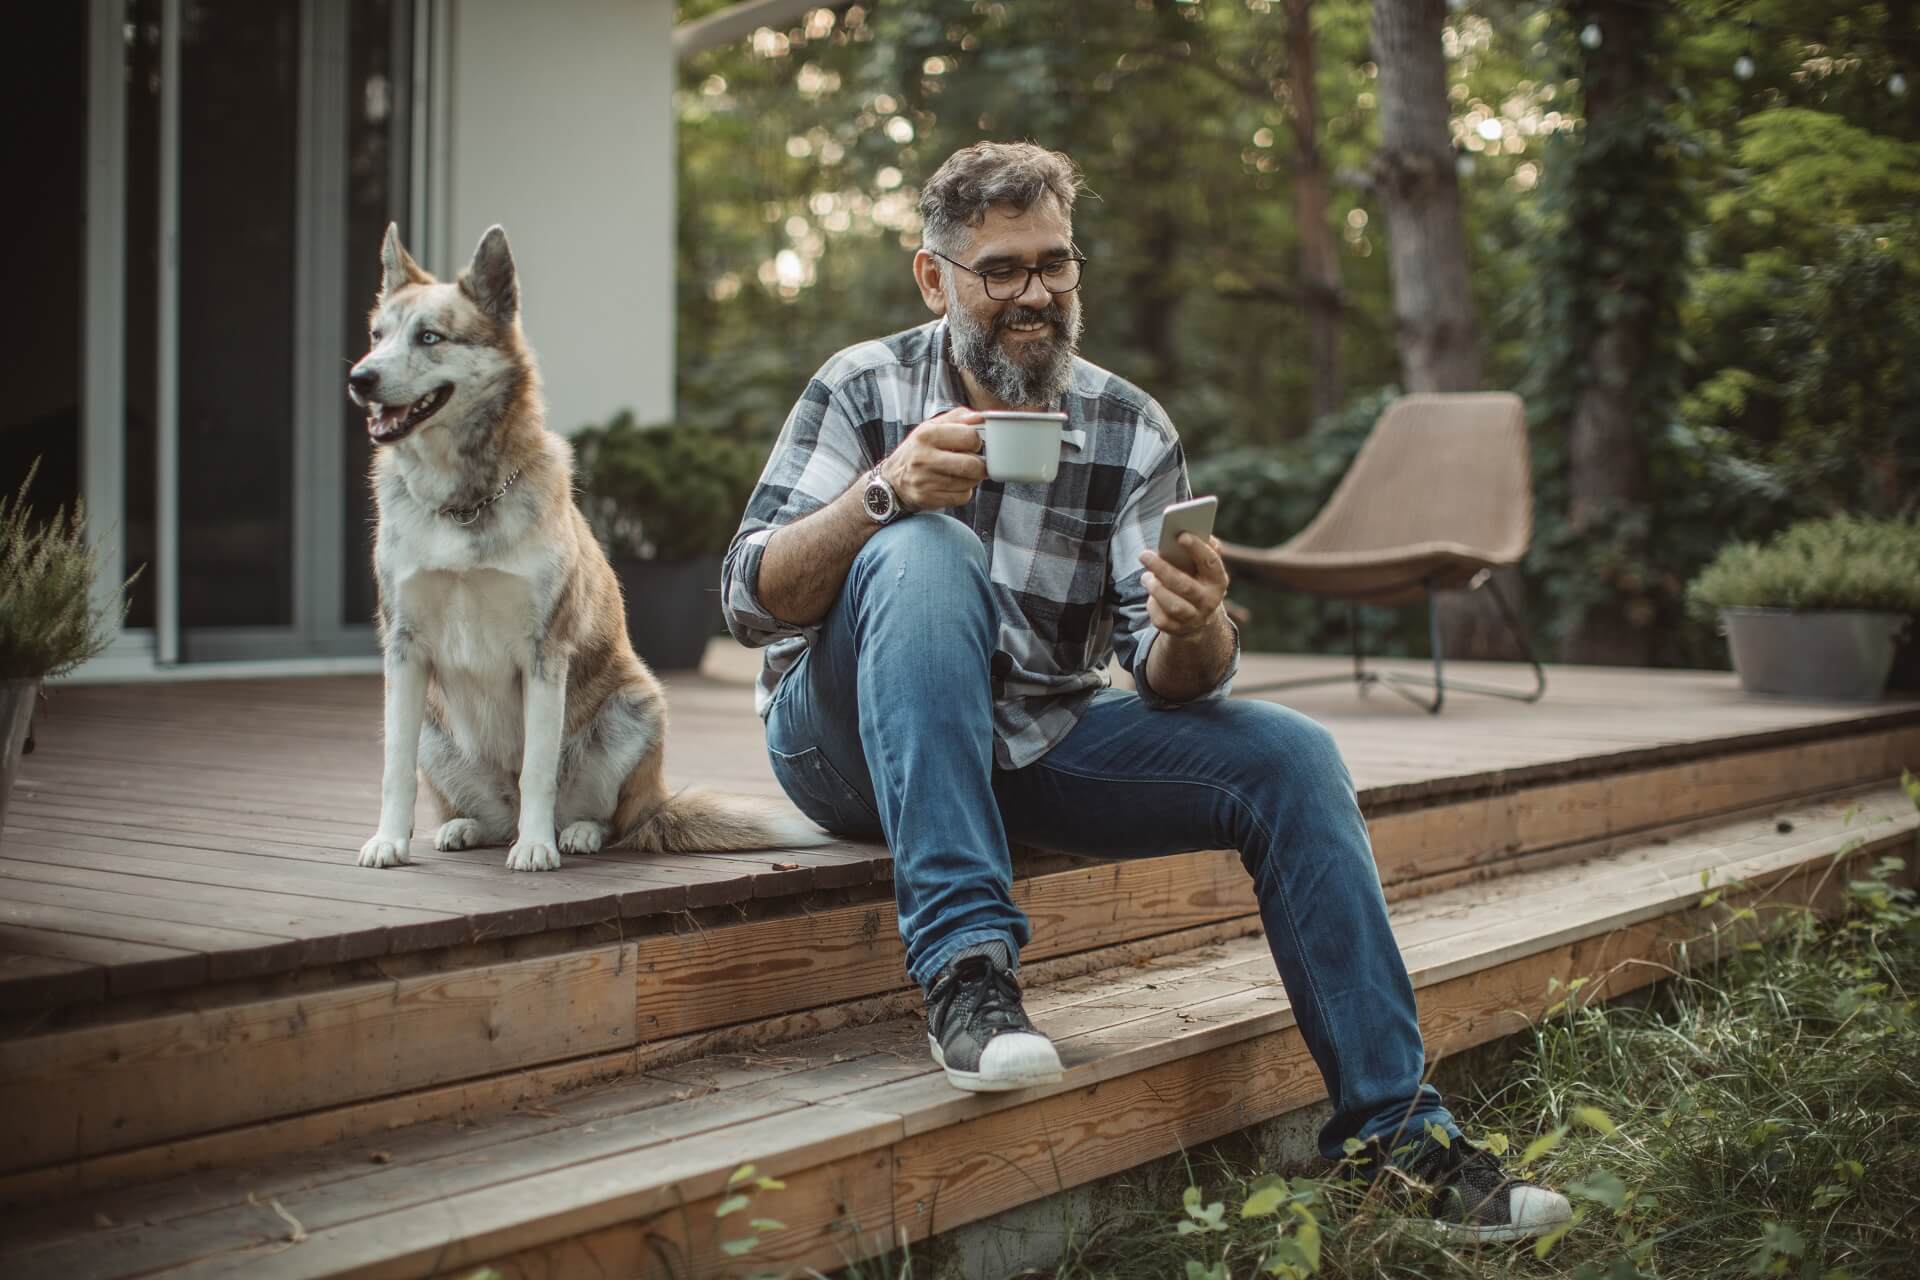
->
xmin=439 ymin=467 xmax=523 ymax=525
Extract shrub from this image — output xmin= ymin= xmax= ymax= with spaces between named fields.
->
xmin=571 ymin=414 xmax=766 ymax=561
xmin=0 ymin=460 xmax=139 ymax=681
xmin=1686 ymin=513 xmax=1920 ymax=618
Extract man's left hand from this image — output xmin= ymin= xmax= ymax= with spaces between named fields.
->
xmin=1138 ymin=535 xmax=1230 ymax=638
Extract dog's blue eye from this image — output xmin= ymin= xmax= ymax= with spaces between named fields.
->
xmin=419 ymin=330 xmax=442 ymax=346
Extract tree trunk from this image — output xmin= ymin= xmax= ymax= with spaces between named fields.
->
xmin=1285 ymin=0 xmax=1343 ymax=425
xmin=1370 ymin=0 xmax=1480 ymax=393
xmin=1372 ymin=0 xmax=1519 ymax=663
xmin=1561 ymin=0 xmax=1664 ymax=666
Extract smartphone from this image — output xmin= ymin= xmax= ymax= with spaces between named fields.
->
xmin=1156 ymin=495 xmax=1218 ymax=574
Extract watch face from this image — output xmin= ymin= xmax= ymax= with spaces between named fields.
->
xmin=864 ymin=480 xmax=892 ymax=521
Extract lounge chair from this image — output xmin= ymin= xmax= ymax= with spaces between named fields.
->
xmin=1215 ymin=391 xmax=1546 ymax=713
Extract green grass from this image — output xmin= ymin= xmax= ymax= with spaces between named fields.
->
xmin=1037 ymin=847 xmax=1920 ymax=1280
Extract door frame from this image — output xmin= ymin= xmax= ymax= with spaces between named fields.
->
xmin=80 ymin=0 xmax=431 ymax=676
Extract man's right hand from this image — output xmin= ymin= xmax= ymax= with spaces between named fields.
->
xmin=879 ymin=409 xmax=988 ymax=513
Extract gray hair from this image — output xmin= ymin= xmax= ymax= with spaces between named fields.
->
xmin=917 ymin=142 xmax=1084 ymax=258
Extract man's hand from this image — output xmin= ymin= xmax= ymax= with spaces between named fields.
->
xmin=1138 ymin=535 xmax=1230 ymax=638
xmin=879 ymin=409 xmax=987 ymax=513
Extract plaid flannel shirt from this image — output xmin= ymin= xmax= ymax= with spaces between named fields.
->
xmin=722 ymin=318 xmax=1240 ymax=769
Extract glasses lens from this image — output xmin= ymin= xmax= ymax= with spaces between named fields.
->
xmin=983 ymin=260 xmax=1082 ymax=301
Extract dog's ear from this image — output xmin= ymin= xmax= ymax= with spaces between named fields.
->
xmin=379 ymin=222 xmax=430 ymax=298
xmin=458 ymin=225 xmax=519 ymax=325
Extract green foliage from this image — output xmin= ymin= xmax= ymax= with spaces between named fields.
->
xmin=1708 ymin=109 xmax=1920 ymax=258
xmin=570 ymin=414 xmax=765 ymax=561
xmin=671 ymin=0 xmax=1918 ymax=668
xmin=0 ymin=459 xmax=139 ymax=681
xmin=674 ymin=0 xmax=1412 ymax=450
xmin=1682 ymin=226 xmax=1920 ymax=521
xmin=1687 ymin=514 xmax=1920 ymax=615
xmin=711 ymin=1162 xmax=788 ymax=1265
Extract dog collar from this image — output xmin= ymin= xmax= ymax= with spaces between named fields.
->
xmin=439 ymin=467 xmax=523 ymax=525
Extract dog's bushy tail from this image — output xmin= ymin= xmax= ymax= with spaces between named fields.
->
xmin=624 ymin=787 xmax=831 ymax=854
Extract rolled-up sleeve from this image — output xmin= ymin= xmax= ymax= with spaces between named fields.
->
xmin=1106 ymin=425 xmax=1240 ymax=709
xmin=721 ymin=373 xmax=874 ymax=648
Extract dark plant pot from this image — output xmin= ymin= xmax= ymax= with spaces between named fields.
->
xmin=1719 ymin=608 xmax=1906 ymax=701
xmin=613 ymin=555 xmax=724 ymax=672
xmin=1888 ymin=617 xmax=1920 ymax=692
xmin=2 ymin=678 xmax=39 ymax=837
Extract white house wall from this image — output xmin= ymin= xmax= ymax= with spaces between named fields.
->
xmin=446 ymin=0 xmax=675 ymax=434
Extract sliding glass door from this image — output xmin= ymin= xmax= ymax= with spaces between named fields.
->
xmin=90 ymin=0 xmax=415 ymax=667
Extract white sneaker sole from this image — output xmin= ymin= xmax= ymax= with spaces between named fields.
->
xmin=1427 ymin=1186 xmax=1573 ymax=1242
xmin=929 ymin=1033 xmax=1064 ymax=1092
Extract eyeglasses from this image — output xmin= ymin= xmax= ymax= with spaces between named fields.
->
xmin=929 ymin=249 xmax=1088 ymax=302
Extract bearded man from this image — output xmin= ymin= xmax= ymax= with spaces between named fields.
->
xmin=721 ymin=142 xmax=1571 ymax=1240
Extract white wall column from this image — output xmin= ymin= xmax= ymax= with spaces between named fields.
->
xmin=82 ymin=0 xmax=127 ymax=614
xmin=445 ymin=0 xmax=676 ymax=435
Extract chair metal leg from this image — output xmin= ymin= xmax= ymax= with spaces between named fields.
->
xmin=1234 ymin=603 xmax=1376 ymax=699
xmin=1373 ymin=572 xmax=1548 ymax=709
xmin=1235 ymin=571 xmax=1548 ymax=711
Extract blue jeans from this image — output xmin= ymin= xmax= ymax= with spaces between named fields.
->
xmin=763 ymin=515 xmax=1457 ymax=1160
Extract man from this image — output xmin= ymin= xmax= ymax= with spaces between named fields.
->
xmin=722 ymin=142 xmax=1571 ymax=1240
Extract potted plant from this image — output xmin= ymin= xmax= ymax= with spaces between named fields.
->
xmin=572 ymin=414 xmax=765 ymax=671
xmin=1687 ymin=514 xmax=1920 ymax=701
xmin=1 ymin=460 xmax=139 ymax=831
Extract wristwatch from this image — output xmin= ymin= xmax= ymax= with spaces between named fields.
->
xmin=862 ymin=465 xmax=902 ymax=525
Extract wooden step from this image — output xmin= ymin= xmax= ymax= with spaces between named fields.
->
xmin=6 ymin=751 xmax=1910 ymax=1208
xmin=3 ymin=784 xmax=1911 ymax=1280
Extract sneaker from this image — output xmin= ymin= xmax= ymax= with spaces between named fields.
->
xmin=1400 ymin=1140 xmax=1573 ymax=1242
xmin=924 ymin=952 xmax=1063 ymax=1092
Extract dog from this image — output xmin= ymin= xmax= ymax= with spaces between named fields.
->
xmin=347 ymin=223 xmax=824 ymax=871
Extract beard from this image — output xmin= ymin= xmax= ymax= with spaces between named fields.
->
xmin=944 ymin=284 xmax=1083 ymax=411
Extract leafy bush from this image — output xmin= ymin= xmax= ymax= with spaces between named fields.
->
xmin=1681 ymin=225 xmax=1920 ymax=522
xmin=1686 ymin=514 xmax=1920 ymax=617
xmin=0 ymin=460 xmax=138 ymax=680
xmin=571 ymin=413 xmax=766 ymax=561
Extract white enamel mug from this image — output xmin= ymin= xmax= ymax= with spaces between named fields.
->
xmin=976 ymin=411 xmax=1070 ymax=484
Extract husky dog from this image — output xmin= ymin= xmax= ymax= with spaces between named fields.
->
xmin=348 ymin=223 xmax=823 ymax=871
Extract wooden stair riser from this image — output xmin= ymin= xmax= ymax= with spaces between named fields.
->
xmin=1366 ymin=724 xmax=1919 ymax=885
xmin=0 ymin=913 xmax=1265 ymax=1209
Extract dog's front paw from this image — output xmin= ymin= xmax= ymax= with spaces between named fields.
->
xmin=506 ymin=834 xmax=562 ymax=872
xmin=436 ymin=818 xmax=488 ymax=851
xmin=358 ymin=833 xmax=412 ymax=869
xmin=558 ymin=820 xmax=606 ymax=855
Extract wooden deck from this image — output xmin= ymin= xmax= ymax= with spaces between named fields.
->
xmin=5 ymin=645 xmax=1915 ymax=1016
xmin=1 ymin=644 xmax=1917 ymax=1277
